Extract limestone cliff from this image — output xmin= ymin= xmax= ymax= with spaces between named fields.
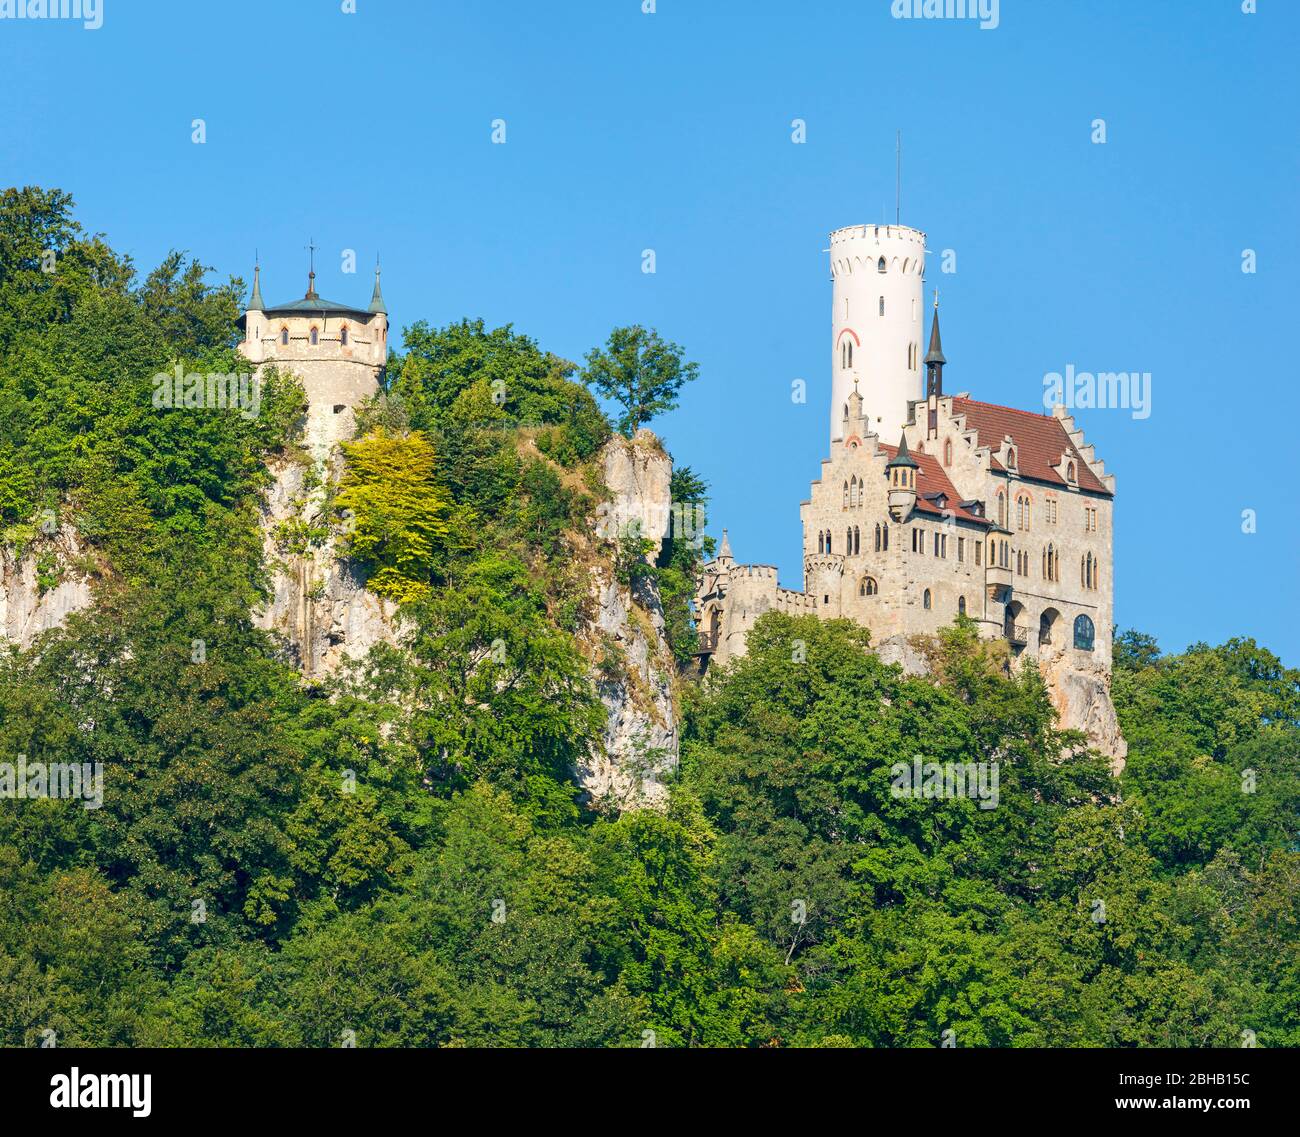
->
xmin=575 ymin=431 xmax=680 ymax=809
xmin=255 ymin=432 xmax=680 ymax=809
xmin=1039 ymin=650 xmax=1128 ymax=771
xmin=253 ymin=454 xmax=399 ymax=677
xmin=0 ymin=523 xmax=95 ymax=649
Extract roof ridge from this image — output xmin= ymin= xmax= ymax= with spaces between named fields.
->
xmin=954 ymin=395 xmax=1055 ymax=421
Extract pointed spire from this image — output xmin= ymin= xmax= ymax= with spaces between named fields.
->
xmin=368 ymin=257 xmax=387 ymax=315
xmin=924 ymin=289 xmax=945 ymax=366
xmin=304 ymin=238 xmax=319 ymax=300
xmin=248 ymin=256 xmax=264 ymax=310
xmin=718 ymin=528 xmax=733 ymax=560
xmin=886 ymin=432 xmax=918 ymax=468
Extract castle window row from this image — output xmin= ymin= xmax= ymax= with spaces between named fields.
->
xmin=276 ymin=324 xmax=354 ymax=348
xmin=997 ymin=487 xmax=1098 ymax=533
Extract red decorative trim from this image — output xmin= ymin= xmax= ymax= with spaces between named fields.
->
xmin=836 ymin=327 xmax=860 ymax=347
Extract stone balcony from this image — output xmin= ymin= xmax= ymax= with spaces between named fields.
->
xmin=985 ymin=564 xmax=1013 ymax=599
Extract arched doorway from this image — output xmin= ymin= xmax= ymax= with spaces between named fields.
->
xmin=1039 ymin=607 xmax=1061 ymax=649
xmin=1004 ymin=601 xmax=1027 ymax=646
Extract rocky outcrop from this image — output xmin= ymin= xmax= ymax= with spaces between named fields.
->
xmin=0 ymin=523 xmax=94 ymax=648
xmin=253 ymin=455 xmax=399 ymax=676
xmin=599 ymin=428 xmax=675 ymax=557
xmin=577 ymin=434 xmax=680 ymax=809
xmin=256 ymin=436 xmax=683 ymax=811
xmin=581 ymin=572 xmax=678 ymax=809
xmin=1039 ymin=651 xmax=1127 ymax=772
xmin=875 ymin=633 xmax=930 ymax=677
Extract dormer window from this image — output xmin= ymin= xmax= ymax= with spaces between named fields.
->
xmin=1006 ymin=446 xmax=1017 ymax=469
xmin=309 ymin=327 xmax=320 ymax=346
xmin=1066 ymin=461 xmax=1076 ymax=483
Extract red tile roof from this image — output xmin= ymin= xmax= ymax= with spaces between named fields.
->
xmin=950 ymin=397 xmax=1111 ymax=496
xmin=879 ymin=443 xmax=991 ymax=525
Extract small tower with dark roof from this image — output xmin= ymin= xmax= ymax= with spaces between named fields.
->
xmin=923 ymin=291 xmax=945 ymax=439
xmin=886 ymin=433 xmax=919 ymax=521
xmin=236 ymin=248 xmax=390 ymax=459
xmin=924 ymin=291 xmax=945 ymax=397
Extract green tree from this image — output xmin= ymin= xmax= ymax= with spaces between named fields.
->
xmin=582 ymin=325 xmax=699 ymax=437
xmin=335 ymin=429 xmax=461 ymax=602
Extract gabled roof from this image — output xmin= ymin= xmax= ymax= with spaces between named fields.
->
xmin=879 ymin=442 xmax=991 ymax=526
xmin=951 ymin=397 xmax=1111 ymax=496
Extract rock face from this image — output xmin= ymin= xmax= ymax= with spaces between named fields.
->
xmin=577 ymin=434 xmax=680 ymax=809
xmin=0 ymin=524 xmax=94 ymax=648
xmin=256 ymin=436 xmax=682 ymax=811
xmin=253 ymin=456 xmax=399 ymax=677
xmin=1039 ymin=651 xmax=1128 ymax=772
xmin=875 ymin=633 xmax=930 ymax=677
xmin=600 ymin=428 xmax=675 ymax=558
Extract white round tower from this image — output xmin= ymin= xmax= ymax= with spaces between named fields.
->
xmin=828 ymin=224 xmax=926 ymax=445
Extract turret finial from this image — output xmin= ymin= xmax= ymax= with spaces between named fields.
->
xmin=304 ymin=238 xmax=318 ymax=300
xmin=248 ymin=253 xmax=264 ymax=310
xmin=368 ymin=256 xmax=387 ymax=315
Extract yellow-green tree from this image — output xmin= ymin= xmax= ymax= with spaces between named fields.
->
xmin=336 ymin=429 xmax=458 ymax=602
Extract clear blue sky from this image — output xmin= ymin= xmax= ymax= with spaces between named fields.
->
xmin=2 ymin=0 xmax=1296 ymax=663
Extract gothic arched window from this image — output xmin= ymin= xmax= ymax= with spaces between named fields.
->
xmin=853 ymin=526 xmax=860 ymax=555
xmin=280 ymin=327 xmax=289 ymax=346
xmin=943 ymin=439 xmax=952 ymax=466
xmin=1073 ymin=614 xmax=1095 ymax=651
xmin=923 ymin=588 xmax=932 ymax=610
xmin=958 ymin=595 xmax=967 ymax=616
xmin=877 ymin=257 xmax=887 ymax=273
xmin=882 ymin=523 xmax=888 ymax=551
xmin=1016 ymin=493 xmax=1031 ymax=531
xmin=340 ymin=326 xmax=349 ymax=346
xmin=1066 ymin=461 xmax=1076 ymax=483
xmin=874 ymin=523 xmax=881 ymax=552
xmin=309 ymin=327 xmax=319 ymax=346
xmin=860 ymin=576 xmax=878 ymax=597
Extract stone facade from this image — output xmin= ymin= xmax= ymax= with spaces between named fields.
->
xmin=237 ymin=263 xmax=388 ymax=462
xmin=697 ymin=222 xmax=1127 ymax=768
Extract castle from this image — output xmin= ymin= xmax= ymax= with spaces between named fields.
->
xmin=237 ymin=257 xmax=389 ymax=461
xmin=695 ymin=223 xmax=1126 ymax=765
